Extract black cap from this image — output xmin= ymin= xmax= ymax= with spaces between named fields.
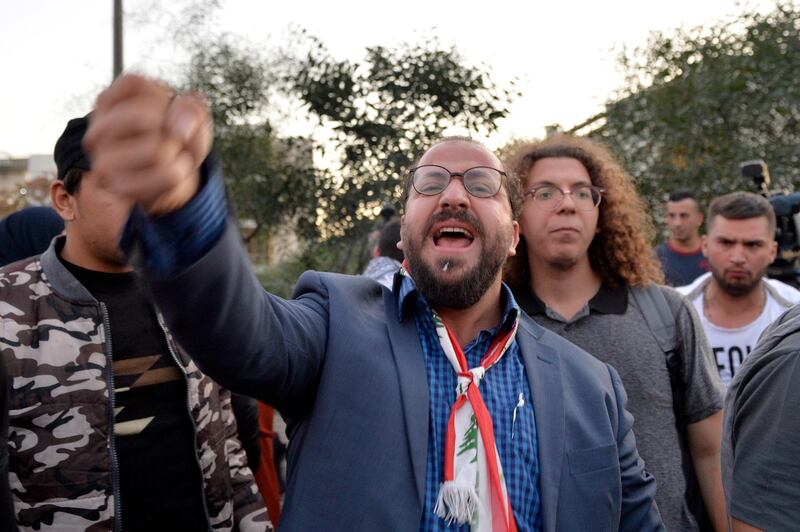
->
xmin=53 ymin=114 xmax=91 ymax=180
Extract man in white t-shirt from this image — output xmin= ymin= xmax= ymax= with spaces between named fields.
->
xmin=678 ymin=191 xmax=800 ymax=385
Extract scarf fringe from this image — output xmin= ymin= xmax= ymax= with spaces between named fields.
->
xmin=434 ymin=480 xmax=478 ymax=525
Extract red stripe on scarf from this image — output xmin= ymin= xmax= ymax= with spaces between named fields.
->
xmin=443 ymin=394 xmax=467 ymax=481
xmin=443 ymin=319 xmax=518 ymax=531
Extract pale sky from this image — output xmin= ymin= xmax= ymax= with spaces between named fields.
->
xmin=0 ymin=0 xmax=778 ymax=159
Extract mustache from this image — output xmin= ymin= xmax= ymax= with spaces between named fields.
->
xmin=424 ymin=208 xmax=485 ymax=239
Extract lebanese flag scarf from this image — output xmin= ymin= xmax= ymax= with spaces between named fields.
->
xmin=401 ymin=266 xmax=519 ymax=531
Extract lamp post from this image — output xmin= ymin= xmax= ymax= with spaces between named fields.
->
xmin=113 ymin=0 xmax=123 ymax=79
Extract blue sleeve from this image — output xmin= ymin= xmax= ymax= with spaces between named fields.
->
xmin=118 ymin=153 xmax=329 ymax=414
xmin=148 ymin=223 xmax=330 ymax=415
xmin=119 ymin=153 xmax=227 ymax=281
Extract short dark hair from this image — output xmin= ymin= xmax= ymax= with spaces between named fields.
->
xmin=62 ymin=167 xmax=85 ymax=195
xmin=377 ymin=219 xmax=403 ymax=262
xmin=668 ymin=188 xmax=698 ymax=203
xmin=53 ymin=115 xmax=91 ymax=181
xmin=400 ymin=136 xmax=523 ymax=220
xmin=707 ymin=191 xmax=776 ymax=234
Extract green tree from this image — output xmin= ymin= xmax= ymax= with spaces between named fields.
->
xmin=149 ymin=11 xmax=517 ymax=273
xmin=184 ymin=38 xmax=321 ymax=242
xmin=587 ymin=2 xmax=800 ymax=218
xmin=282 ymin=33 xmax=519 ymax=241
xmin=131 ymin=1 xmax=321 ymax=245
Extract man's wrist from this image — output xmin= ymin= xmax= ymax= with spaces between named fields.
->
xmin=119 ymin=152 xmax=227 ymax=280
xmin=143 ymin=171 xmax=202 ymax=216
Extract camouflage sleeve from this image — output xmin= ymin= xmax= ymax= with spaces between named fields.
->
xmin=220 ymin=388 xmax=272 ymax=532
xmin=0 ymin=356 xmax=19 ymax=532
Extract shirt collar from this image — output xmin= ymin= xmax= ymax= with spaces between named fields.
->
xmin=517 ymin=280 xmax=628 ymax=316
xmin=396 ymin=273 xmax=520 ymax=332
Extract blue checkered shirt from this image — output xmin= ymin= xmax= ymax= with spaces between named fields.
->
xmin=397 ymin=276 xmax=542 ymax=532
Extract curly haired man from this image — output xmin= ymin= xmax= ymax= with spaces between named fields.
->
xmin=504 ymin=135 xmax=726 ymax=532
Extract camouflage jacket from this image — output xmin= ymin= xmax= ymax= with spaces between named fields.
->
xmin=1 ymin=238 xmax=271 ymax=531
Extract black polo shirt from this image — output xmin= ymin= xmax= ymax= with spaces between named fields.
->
xmin=514 ymin=282 xmax=627 ymax=322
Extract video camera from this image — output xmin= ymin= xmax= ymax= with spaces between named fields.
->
xmin=741 ymin=159 xmax=800 ymax=286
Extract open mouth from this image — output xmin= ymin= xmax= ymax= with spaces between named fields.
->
xmin=433 ymin=226 xmax=475 ymax=249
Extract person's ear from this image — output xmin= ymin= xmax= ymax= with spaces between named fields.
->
xmin=397 ymin=215 xmax=405 ymax=250
xmin=507 ymin=221 xmax=520 ymax=257
xmin=50 ymin=180 xmax=76 ymax=222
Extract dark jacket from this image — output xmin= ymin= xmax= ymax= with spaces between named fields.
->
xmin=143 ymin=222 xmax=664 ymax=532
xmin=0 ymin=207 xmax=63 ymax=266
xmin=0 ymin=237 xmax=269 ymax=531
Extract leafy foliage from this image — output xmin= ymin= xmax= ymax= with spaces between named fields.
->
xmin=179 ymin=26 xmax=516 ymax=272
xmin=184 ymin=39 xmax=320 ymax=241
xmin=282 ymin=33 xmax=519 ymax=238
xmin=590 ymin=2 xmax=800 ymax=219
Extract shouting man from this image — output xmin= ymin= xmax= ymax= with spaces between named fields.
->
xmin=79 ymin=74 xmax=664 ymax=531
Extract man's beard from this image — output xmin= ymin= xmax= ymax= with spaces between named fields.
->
xmin=710 ymin=263 xmax=765 ymax=296
xmin=404 ymin=209 xmax=511 ymax=310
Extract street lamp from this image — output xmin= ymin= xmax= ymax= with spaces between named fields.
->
xmin=113 ymin=0 xmax=123 ymax=79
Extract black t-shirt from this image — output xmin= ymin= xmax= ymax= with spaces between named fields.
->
xmin=61 ymin=258 xmax=207 ymax=531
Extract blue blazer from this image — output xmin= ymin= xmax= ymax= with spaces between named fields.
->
xmin=150 ymin=224 xmax=663 ymax=531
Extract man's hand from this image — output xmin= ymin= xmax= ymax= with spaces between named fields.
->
xmin=83 ymin=73 xmax=213 ymax=216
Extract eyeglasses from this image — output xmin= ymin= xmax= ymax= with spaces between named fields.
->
xmin=523 ymin=184 xmax=604 ymax=211
xmin=410 ymin=165 xmax=505 ymax=198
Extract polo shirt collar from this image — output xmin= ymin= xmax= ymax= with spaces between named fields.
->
xmin=519 ymin=280 xmax=628 ymax=316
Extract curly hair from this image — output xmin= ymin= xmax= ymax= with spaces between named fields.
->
xmin=503 ymin=134 xmax=663 ymax=290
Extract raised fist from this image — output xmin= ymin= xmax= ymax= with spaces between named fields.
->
xmin=83 ymin=73 xmax=213 ymax=215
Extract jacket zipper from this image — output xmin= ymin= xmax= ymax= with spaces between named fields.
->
xmin=100 ymin=303 xmax=123 ymax=532
xmin=156 ymin=312 xmax=212 ymax=530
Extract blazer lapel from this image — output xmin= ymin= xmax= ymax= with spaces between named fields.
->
xmin=383 ymin=289 xmax=429 ymax=508
xmin=518 ymin=318 xmax=564 ymax=532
